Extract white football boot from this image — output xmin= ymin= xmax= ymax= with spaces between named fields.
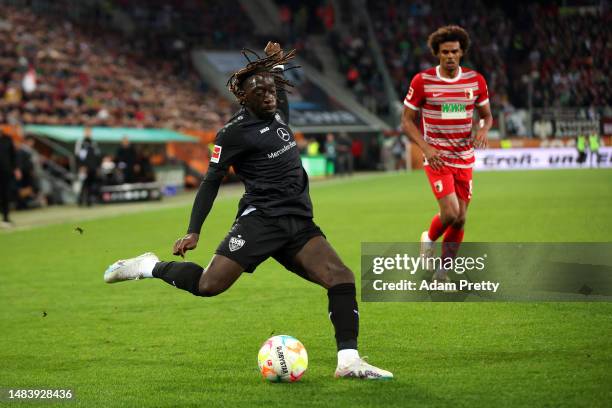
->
xmin=335 ymin=357 xmax=393 ymax=380
xmin=104 ymin=252 xmax=159 ymax=283
xmin=420 ymin=230 xmax=435 ymax=271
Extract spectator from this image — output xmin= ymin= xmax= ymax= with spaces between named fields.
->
xmin=346 ymin=66 xmax=360 ymax=88
xmin=324 ymin=133 xmax=337 ymax=176
xmin=317 ymin=3 xmax=335 ymax=31
xmin=115 ymin=136 xmax=137 ymax=183
xmin=366 ymin=135 xmax=382 ymax=171
xmin=576 ymin=133 xmax=587 ymax=166
xmin=391 ymin=135 xmax=407 ymax=171
xmin=351 ymin=138 xmax=364 ymax=170
xmin=588 ymin=132 xmax=601 ymax=168
xmin=306 ymin=138 xmax=320 ymax=156
xmin=75 ymin=128 xmax=101 ymax=206
xmin=134 ymin=147 xmax=155 ymax=183
xmin=16 ymin=136 xmax=39 ymax=208
xmin=0 ymin=130 xmax=21 ymax=226
xmin=18 ymin=136 xmax=47 ymax=206
xmin=100 ymin=156 xmax=117 ymax=185
xmin=336 ymin=133 xmax=353 ymax=176
xmin=279 ymin=5 xmax=294 ymax=43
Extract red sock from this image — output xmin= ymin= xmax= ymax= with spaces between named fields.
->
xmin=442 ymin=226 xmax=465 ymax=260
xmin=427 ymin=214 xmax=446 ymax=241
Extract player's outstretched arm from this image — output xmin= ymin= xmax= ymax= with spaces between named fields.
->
xmin=173 ymin=167 xmax=225 ymax=257
xmin=264 ymin=41 xmax=289 ymax=123
xmin=401 ymin=107 xmax=443 ymax=170
xmin=174 ymin=122 xmax=245 ymax=257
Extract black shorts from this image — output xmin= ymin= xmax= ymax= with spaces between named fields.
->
xmin=216 ymin=213 xmax=325 ymax=273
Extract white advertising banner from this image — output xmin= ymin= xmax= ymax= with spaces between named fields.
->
xmin=474 ymin=147 xmax=612 ymax=171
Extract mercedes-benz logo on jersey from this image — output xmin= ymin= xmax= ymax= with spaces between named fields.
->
xmin=277 ymin=128 xmax=291 ymax=142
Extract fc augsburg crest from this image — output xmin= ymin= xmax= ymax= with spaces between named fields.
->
xmin=434 ymin=180 xmax=444 ymax=193
xmin=229 ymin=236 xmax=245 ymax=252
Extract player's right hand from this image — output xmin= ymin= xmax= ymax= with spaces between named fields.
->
xmin=173 ymin=233 xmax=199 ymax=258
xmin=423 ymin=145 xmax=444 ymax=170
xmin=264 ymin=41 xmax=283 ymax=59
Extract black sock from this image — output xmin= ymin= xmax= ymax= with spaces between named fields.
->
xmin=328 ymin=283 xmax=359 ymax=350
xmin=152 ymin=261 xmax=203 ymax=296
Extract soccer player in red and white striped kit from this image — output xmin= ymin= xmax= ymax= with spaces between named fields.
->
xmin=401 ymin=25 xmax=492 ymax=280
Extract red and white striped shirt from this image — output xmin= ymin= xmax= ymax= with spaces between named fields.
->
xmin=404 ymin=66 xmax=489 ymax=168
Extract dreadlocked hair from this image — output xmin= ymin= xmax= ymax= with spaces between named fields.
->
xmin=227 ymin=48 xmax=298 ymax=104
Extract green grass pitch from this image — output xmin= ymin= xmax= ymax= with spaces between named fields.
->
xmin=1 ymin=169 xmax=611 ymax=407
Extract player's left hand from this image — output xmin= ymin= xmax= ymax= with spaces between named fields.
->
xmin=264 ymin=41 xmax=283 ymax=59
xmin=474 ymin=128 xmax=488 ymax=149
xmin=173 ymin=233 xmax=199 ymax=258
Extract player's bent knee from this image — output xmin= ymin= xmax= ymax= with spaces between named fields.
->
xmin=451 ymin=213 xmax=466 ymax=229
xmin=439 ymin=203 xmax=459 ymax=223
xmin=197 ymin=287 xmax=222 ymax=297
xmin=441 ymin=211 xmax=459 ymax=226
xmin=197 ymin=289 xmax=217 ymax=297
xmin=197 ymin=278 xmax=225 ymax=297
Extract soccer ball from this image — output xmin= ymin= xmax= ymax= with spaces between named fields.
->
xmin=257 ymin=335 xmax=308 ymax=382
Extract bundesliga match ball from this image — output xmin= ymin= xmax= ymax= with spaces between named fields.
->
xmin=257 ymin=335 xmax=308 ymax=382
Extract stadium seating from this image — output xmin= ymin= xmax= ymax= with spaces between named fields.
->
xmin=367 ymin=0 xmax=610 ymax=111
xmin=0 ymin=5 xmax=233 ymax=130
xmin=2 ymin=1 xmax=608 ymax=132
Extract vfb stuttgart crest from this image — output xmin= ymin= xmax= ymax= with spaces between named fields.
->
xmin=229 ymin=235 xmax=245 ymax=252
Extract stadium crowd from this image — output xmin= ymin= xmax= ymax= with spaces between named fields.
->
xmin=0 ymin=5 xmax=232 ymax=130
xmin=110 ymin=0 xmax=254 ymax=58
xmin=329 ymin=24 xmax=389 ymax=115
xmin=2 ymin=0 xmax=609 ymax=131
xmin=273 ymin=0 xmax=388 ymax=114
xmin=368 ymin=0 xmax=611 ymax=111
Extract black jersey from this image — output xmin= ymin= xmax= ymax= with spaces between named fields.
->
xmin=187 ymin=71 xmax=313 ymax=234
xmin=209 ymin=108 xmax=312 ymax=218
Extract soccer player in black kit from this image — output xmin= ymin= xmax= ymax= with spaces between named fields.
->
xmin=104 ymin=42 xmax=392 ymax=379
